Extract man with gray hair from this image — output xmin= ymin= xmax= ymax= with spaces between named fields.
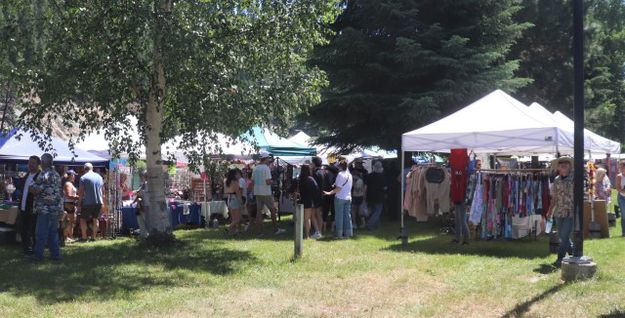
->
xmin=30 ymin=153 xmax=63 ymax=261
xmin=78 ymin=162 xmax=104 ymax=242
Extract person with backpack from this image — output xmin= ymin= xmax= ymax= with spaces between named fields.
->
xmin=298 ymin=164 xmax=322 ymax=239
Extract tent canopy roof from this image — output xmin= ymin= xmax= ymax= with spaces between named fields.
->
xmin=402 ymin=90 xmax=569 ymax=154
xmin=245 ymin=127 xmax=316 ymax=157
xmin=551 ymin=110 xmax=620 ymax=154
xmin=528 ymin=102 xmax=620 ymax=154
xmin=0 ymin=130 xmax=108 ymax=166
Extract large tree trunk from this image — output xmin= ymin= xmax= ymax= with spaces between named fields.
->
xmin=144 ymin=0 xmax=173 ymax=238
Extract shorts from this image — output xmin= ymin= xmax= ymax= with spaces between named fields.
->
xmin=301 ymin=199 xmax=317 ymax=209
xmin=80 ymin=204 xmax=102 ymax=220
xmin=256 ymin=195 xmax=275 ymax=215
xmin=227 ymin=195 xmax=243 ymax=210
xmin=64 ymin=202 xmax=76 ymax=214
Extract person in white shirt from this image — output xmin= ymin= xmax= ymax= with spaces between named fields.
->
xmin=324 ymin=158 xmax=353 ymax=239
xmin=18 ymin=155 xmax=41 ymax=255
xmin=252 ymin=154 xmax=285 ymax=235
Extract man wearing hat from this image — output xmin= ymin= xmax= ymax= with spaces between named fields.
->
xmin=77 ymin=163 xmax=104 ymax=242
xmin=252 ymin=153 xmax=285 ymax=235
xmin=546 ymin=157 xmax=575 ymax=268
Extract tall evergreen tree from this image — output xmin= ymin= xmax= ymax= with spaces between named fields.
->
xmin=511 ymin=0 xmax=625 ymax=143
xmin=306 ymin=0 xmax=531 ymax=151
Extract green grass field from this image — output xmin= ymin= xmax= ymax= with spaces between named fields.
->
xmin=1 ymin=212 xmax=624 ymax=318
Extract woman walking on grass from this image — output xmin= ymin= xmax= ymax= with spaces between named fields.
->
xmin=224 ymin=169 xmax=243 ymax=235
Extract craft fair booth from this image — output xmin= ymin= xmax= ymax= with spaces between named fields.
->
xmin=76 ymin=126 xmax=260 ymax=234
xmin=400 ymin=90 xmax=621 ymax=242
xmin=0 ymin=129 xmax=109 ymax=243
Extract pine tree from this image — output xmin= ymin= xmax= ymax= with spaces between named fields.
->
xmin=306 ymin=0 xmax=531 ymax=151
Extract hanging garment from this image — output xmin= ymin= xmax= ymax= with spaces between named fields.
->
xmin=469 ymin=173 xmax=484 ymax=225
xmin=405 ymin=168 xmax=428 ymax=222
xmin=449 ymin=149 xmax=469 ymax=204
xmin=424 ymin=167 xmax=451 ymax=215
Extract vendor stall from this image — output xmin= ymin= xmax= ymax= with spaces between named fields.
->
xmin=399 ymin=89 xmax=621 ymax=242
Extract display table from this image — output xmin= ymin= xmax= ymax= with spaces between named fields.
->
xmin=120 ymin=201 xmax=206 ymax=233
xmin=0 ymin=206 xmax=19 ymax=225
xmin=199 ymin=201 xmax=229 ymax=221
xmin=170 ymin=201 xmax=202 ymax=228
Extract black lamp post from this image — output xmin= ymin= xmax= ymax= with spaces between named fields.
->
xmin=572 ymin=0 xmax=584 ymax=257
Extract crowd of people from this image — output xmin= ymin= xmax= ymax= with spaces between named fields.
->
xmin=14 ymin=149 xmax=390 ymax=260
xmin=18 ymin=154 xmax=106 ymax=261
xmin=220 ymin=154 xmax=388 ymax=240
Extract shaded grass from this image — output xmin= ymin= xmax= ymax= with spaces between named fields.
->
xmin=0 ymin=214 xmax=624 ymax=317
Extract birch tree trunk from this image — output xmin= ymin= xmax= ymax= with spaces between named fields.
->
xmin=144 ymin=0 xmax=172 ymax=238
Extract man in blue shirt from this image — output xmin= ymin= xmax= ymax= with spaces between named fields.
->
xmin=78 ymin=163 xmax=104 ymax=242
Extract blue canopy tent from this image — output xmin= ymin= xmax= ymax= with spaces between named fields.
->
xmin=0 ymin=130 xmax=108 ymax=166
xmin=244 ymin=127 xmax=316 ymax=157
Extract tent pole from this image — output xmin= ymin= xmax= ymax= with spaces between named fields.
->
xmin=400 ymin=150 xmax=407 ymax=247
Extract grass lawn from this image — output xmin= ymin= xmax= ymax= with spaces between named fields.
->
xmin=1 ymin=213 xmax=624 ymax=318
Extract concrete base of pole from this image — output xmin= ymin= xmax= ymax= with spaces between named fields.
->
xmin=561 ymin=256 xmax=597 ymax=282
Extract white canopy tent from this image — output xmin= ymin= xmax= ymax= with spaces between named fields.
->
xmin=551 ymin=110 xmax=621 ymax=155
xmin=402 ymin=90 xmax=575 ymax=154
xmin=528 ymin=103 xmax=621 ymax=155
xmin=75 ymin=117 xmax=255 ymax=162
xmin=399 ymin=89 xmax=621 ymax=242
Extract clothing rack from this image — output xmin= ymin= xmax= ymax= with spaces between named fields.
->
xmin=478 ymin=168 xmax=548 ymax=173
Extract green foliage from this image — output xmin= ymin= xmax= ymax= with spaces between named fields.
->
xmin=511 ymin=0 xmax=625 ymax=144
xmin=0 ymin=0 xmax=49 ymax=133
xmin=2 ymin=0 xmax=337 ymax=163
xmin=306 ymin=0 xmax=531 ymax=151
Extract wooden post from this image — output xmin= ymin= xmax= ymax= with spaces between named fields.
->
xmin=294 ymin=204 xmax=303 ymax=259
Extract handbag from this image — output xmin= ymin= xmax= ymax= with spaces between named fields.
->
xmin=425 ymin=167 xmax=445 ymax=184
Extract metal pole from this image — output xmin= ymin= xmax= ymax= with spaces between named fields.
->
xmin=400 ymin=151 xmax=407 ymax=247
xmin=573 ymin=0 xmax=584 ymax=257
xmin=294 ymin=203 xmax=303 ymax=259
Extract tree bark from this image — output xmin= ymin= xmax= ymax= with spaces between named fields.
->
xmin=144 ymin=0 xmax=173 ymax=237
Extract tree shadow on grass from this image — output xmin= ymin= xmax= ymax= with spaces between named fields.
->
xmin=599 ymin=310 xmax=625 ymax=318
xmin=501 ymin=284 xmax=566 ymax=318
xmin=0 ymin=237 xmax=256 ymax=305
xmin=381 ymin=234 xmax=552 ymax=260
xmin=179 ymin=224 xmax=296 ymax=242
